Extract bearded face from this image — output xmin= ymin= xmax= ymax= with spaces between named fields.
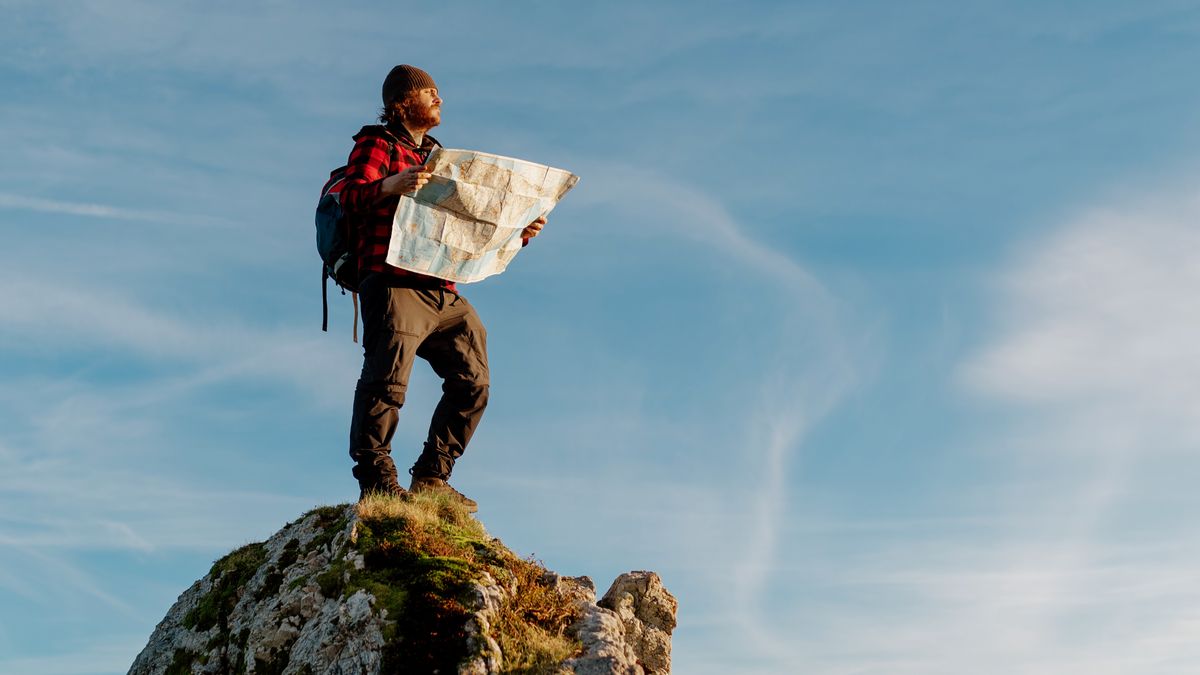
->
xmin=398 ymin=88 xmax=441 ymax=130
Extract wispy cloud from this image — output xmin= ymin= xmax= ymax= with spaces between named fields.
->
xmin=670 ymin=178 xmax=1200 ymax=674
xmin=576 ymin=161 xmax=864 ymax=659
xmin=0 ymin=192 xmax=230 ymax=227
xmin=0 ymin=544 xmax=137 ymax=616
xmin=938 ymin=180 xmax=1200 ymax=673
xmin=0 ymin=271 xmax=355 ymax=652
xmin=963 ymin=184 xmax=1200 ymax=443
xmin=0 ymin=276 xmax=358 ymax=407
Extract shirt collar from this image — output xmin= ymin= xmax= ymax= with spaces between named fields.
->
xmin=385 ymin=123 xmax=439 ymax=152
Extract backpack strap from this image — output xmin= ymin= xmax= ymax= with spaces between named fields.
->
xmin=322 ymin=267 xmax=330 ymax=332
xmin=321 ymin=270 xmax=360 ymax=343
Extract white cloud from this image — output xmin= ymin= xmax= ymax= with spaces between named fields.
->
xmin=0 ymin=276 xmax=358 ymax=409
xmin=920 ymin=182 xmax=1200 ymax=674
xmin=673 ymin=182 xmax=1200 ymax=674
xmin=963 ymin=188 xmax=1200 ymax=446
xmin=0 ymin=192 xmax=231 ymax=227
xmin=574 ymin=161 xmax=865 ymax=661
xmin=0 ymin=272 xmax=357 ymax=642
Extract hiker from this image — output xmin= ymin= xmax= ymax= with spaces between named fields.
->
xmin=339 ymin=64 xmax=546 ymax=510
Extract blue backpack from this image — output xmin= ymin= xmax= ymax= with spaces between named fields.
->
xmin=315 ymin=127 xmax=397 ymax=336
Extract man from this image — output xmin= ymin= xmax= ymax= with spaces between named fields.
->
xmin=339 ymin=64 xmax=545 ymax=510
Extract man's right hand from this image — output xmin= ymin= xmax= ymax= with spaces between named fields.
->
xmin=381 ymin=165 xmax=432 ymax=196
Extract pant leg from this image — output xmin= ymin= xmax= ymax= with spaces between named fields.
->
xmin=348 ymin=282 xmax=438 ymax=490
xmin=410 ymin=292 xmax=490 ymax=480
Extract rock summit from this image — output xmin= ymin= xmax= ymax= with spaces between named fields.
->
xmin=129 ymin=494 xmax=677 ymax=674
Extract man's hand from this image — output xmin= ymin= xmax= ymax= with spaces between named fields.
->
xmin=381 ymin=165 xmax=432 ymax=196
xmin=522 ymin=216 xmax=547 ymax=239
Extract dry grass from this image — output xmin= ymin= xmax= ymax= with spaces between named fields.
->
xmin=493 ymin=556 xmax=582 ymax=673
xmin=356 ymin=491 xmax=485 ymax=538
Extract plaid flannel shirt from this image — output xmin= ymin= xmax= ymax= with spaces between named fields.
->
xmin=339 ymin=124 xmax=455 ymax=290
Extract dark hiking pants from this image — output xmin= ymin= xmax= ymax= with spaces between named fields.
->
xmin=348 ymin=276 xmax=490 ymax=492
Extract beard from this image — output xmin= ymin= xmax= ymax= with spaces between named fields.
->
xmin=400 ymin=96 xmax=440 ymax=130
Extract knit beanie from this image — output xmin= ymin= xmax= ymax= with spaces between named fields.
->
xmin=382 ymin=65 xmax=437 ymax=104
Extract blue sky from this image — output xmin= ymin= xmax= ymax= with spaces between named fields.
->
xmin=4 ymin=2 xmax=1200 ymax=673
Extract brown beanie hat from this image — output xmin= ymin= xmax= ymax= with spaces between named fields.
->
xmin=382 ymin=65 xmax=437 ymax=104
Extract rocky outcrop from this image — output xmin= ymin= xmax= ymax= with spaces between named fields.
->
xmin=561 ymin=572 xmax=676 ymax=675
xmin=129 ymin=500 xmax=676 ymax=674
xmin=598 ymin=572 xmax=677 ymax=674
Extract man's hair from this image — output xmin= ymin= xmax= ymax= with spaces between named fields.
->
xmin=378 ymin=90 xmax=438 ymax=129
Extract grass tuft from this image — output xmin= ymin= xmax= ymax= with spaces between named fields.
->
xmin=356 ymin=491 xmax=483 ymax=536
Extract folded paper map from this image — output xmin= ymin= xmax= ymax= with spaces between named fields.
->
xmin=385 ymin=149 xmax=579 ymax=283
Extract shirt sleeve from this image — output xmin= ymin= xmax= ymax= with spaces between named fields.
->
xmin=339 ymin=135 xmax=394 ymax=214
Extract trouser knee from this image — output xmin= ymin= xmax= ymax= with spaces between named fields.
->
xmin=355 ymin=381 xmax=407 ymax=408
xmin=444 ymin=381 xmax=488 ymax=409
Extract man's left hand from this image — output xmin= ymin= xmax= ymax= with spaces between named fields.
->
xmin=522 ymin=216 xmax=547 ymax=239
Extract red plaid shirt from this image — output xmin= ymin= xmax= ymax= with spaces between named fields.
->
xmin=339 ymin=124 xmax=455 ymax=290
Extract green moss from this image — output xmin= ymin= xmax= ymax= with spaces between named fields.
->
xmin=165 ymin=648 xmax=197 ymax=675
xmin=232 ymin=628 xmax=251 ymax=674
xmin=177 ymin=497 xmax=580 ymax=674
xmin=344 ymin=500 xmax=479 ymax=671
xmin=278 ymin=537 xmax=302 ymax=566
xmin=316 ymin=559 xmax=348 ymax=598
xmin=346 ymin=494 xmax=582 ymax=673
xmin=255 ymin=537 xmax=301 ymax=601
xmin=256 ymin=566 xmax=282 ymax=601
xmin=303 ymin=506 xmax=351 ymax=557
xmin=178 ymin=541 xmax=269 ymax=674
xmin=310 ymin=504 xmax=345 ymax=526
xmin=183 ymin=542 xmax=269 ymax=632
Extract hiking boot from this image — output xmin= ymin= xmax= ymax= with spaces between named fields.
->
xmin=409 ymin=476 xmax=478 ymax=512
xmin=358 ymin=481 xmax=408 ymax=502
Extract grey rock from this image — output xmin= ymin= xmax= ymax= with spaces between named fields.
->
xmin=129 ymin=506 xmax=365 ymax=675
xmin=459 ymin=572 xmax=505 ymax=674
xmin=564 ymin=603 xmax=645 ymax=675
xmin=129 ymin=506 xmax=677 ymax=674
xmin=599 ymin=572 xmax=677 ymax=674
